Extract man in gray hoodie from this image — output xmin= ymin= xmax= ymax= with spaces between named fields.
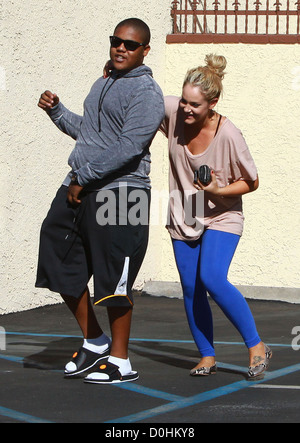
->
xmin=36 ymin=18 xmax=164 ymax=384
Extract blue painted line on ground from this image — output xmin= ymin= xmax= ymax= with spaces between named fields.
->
xmin=105 ymin=363 xmax=300 ymax=423
xmin=0 ymin=354 xmax=24 ymax=363
xmin=4 ymin=331 xmax=80 ymax=339
xmin=3 ymin=331 xmax=194 ymax=342
xmin=0 ymin=332 xmax=298 ymax=423
xmin=0 ymin=406 xmax=53 ymax=423
xmin=0 ymin=351 xmax=184 ymax=418
xmin=2 ymin=332 xmax=293 ymax=348
xmin=116 ymin=382 xmax=184 ymax=402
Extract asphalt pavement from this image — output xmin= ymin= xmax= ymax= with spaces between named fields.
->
xmin=0 ymin=293 xmax=300 ymax=426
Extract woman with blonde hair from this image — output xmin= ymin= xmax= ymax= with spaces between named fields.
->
xmin=160 ymin=54 xmax=272 ymax=380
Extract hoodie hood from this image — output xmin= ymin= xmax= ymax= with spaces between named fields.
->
xmin=111 ymin=64 xmax=153 ymax=79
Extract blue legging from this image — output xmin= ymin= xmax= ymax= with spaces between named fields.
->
xmin=172 ymin=230 xmax=261 ymax=357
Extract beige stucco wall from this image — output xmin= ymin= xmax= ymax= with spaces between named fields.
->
xmin=1 ymin=0 xmax=299 ymax=314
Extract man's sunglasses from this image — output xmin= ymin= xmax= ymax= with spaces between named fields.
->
xmin=109 ymin=36 xmax=146 ymax=52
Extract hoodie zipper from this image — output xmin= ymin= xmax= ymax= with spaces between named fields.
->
xmin=98 ymin=74 xmax=120 ymax=131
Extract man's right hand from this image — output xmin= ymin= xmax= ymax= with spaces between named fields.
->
xmin=38 ymin=90 xmax=59 ymax=111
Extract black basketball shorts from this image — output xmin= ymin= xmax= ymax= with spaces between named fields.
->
xmin=35 ymin=185 xmax=150 ymax=307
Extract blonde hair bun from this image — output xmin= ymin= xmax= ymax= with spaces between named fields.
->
xmin=205 ymin=54 xmax=227 ymax=80
xmin=183 ymin=54 xmax=227 ymax=101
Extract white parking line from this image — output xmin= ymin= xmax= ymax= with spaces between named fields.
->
xmin=251 ymin=384 xmax=300 ymax=390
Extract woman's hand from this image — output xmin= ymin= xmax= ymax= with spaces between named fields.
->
xmin=193 ymin=170 xmax=220 ymax=195
xmin=103 ymin=60 xmax=114 ymax=78
xmin=194 ymin=171 xmax=259 ymax=197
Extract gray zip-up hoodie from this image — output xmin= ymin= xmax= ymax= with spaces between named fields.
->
xmin=48 ymin=65 xmax=165 ymax=189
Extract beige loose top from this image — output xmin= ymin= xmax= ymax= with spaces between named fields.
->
xmin=160 ymin=96 xmax=258 ymax=240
